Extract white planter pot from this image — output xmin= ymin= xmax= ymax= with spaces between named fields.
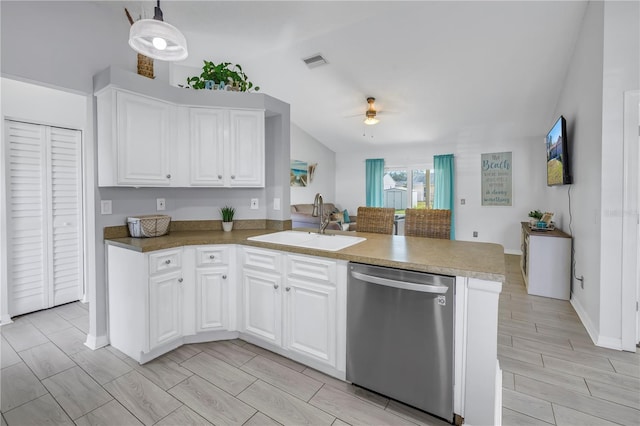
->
xmin=222 ymin=222 xmax=233 ymax=232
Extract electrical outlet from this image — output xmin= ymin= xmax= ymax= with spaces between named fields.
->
xmin=473 ymin=231 xmax=478 ymax=238
xmin=101 ymin=200 xmax=112 ymax=215
xmin=273 ymin=198 xmax=281 ymax=210
xmin=250 ymin=198 xmax=259 ymax=209
xmin=156 ymin=198 xmax=166 ymax=211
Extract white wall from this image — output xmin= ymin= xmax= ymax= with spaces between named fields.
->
xmin=546 ymin=0 xmax=604 ymax=341
xmin=598 ymin=0 xmax=639 ymax=347
xmin=335 ymin=133 xmax=544 ymax=252
xmin=547 ymin=0 xmax=639 ymax=349
xmin=290 ymin=123 xmax=336 ymax=205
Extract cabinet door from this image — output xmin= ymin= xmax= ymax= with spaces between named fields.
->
xmin=116 ymin=91 xmax=172 ymax=186
xmin=242 ymin=268 xmax=282 ymax=345
xmin=195 ymin=266 xmax=228 ymax=332
xmin=228 ymin=110 xmax=265 ymax=187
xmin=285 ymin=277 xmax=336 ymax=366
xmin=189 ymin=108 xmax=225 ymax=186
xmin=149 ymin=270 xmax=182 ymax=349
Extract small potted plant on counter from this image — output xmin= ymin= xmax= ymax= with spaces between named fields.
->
xmin=220 ymin=205 xmax=235 ymax=232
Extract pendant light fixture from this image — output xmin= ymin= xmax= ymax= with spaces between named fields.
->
xmin=129 ymin=0 xmax=188 ymax=61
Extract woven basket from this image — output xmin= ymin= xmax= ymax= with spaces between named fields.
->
xmin=127 ymin=215 xmax=170 ymax=238
xmin=137 ymin=54 xmax=154 ymax=79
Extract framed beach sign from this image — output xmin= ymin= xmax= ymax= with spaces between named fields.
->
xmin=481 ymin=151 xmax=512 ymax=206
xmin=290 ymin=160 xmax=308 ymax=187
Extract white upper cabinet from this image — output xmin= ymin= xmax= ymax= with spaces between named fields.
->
xmin=96 ymin=86 xmax=264 ymax=188
xmin=189 ymin=108 xmax=225 ymax=186
xmin=189 ymin=108 xmax=264 ymax=187
xmin=228 ymin=109 xmax=265 ymax=187
xmin=116 ymin=91 xmax=173 ymax=186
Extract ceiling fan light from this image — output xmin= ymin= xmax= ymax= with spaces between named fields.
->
xmin=364 ymin=117 xmax=379 ymax=125
xmin=129 ymin=19 xmax=188 ymax=61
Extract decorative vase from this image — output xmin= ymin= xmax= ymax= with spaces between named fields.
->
xmin=222 ymin=222 xmax=233 ymax=232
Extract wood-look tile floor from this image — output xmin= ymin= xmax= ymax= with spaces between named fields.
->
xmin=500 ymin=254 xmax=640 ymax=425
xmin=1 ymin=255 xmax=639 ymax=425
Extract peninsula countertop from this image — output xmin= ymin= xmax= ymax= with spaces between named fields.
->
xmin=106 ymin=229 xmax=506 ymax=282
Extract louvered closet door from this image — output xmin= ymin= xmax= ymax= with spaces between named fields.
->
xmin=5 ymin=120 xmax=83 ymax=317
xmin=49 ymin=127 xmax=83 ymax=306
xmin=6 ymin=121 xmax=48 ymax=315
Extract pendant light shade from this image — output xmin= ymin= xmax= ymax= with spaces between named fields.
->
xmin=128 ymin=1 xmax=188 ymax=61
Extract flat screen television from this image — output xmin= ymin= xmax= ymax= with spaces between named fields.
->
xmin=546 ymin=115 xmax=571 ymax=186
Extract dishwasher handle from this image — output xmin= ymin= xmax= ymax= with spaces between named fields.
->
xmin=351 ymin=270 xmax=448 ymax=294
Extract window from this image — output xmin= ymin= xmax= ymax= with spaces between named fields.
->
xmin=383 ymin=166 xmax=434 ymax=212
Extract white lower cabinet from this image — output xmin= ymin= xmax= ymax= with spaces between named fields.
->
xmin=285 ymin=277 xmax=336 ymax=366
xmin=107 ymin=244 xmax=234 ymax=363
xmin=242 ymin=268 xmax=282 ymax=345
xmin=194 ymin=245 xmax=232 ymax=332
xmin=107 ymin=243 xmax=345 ymax=375
xmin=149 ymin=270 xmax=183 ymax=349
xmin=240 ymin=247 xmax=346 ymax=374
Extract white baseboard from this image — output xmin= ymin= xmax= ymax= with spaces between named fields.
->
xmin=0 ymin=315 xmax=13 ymax=326
xmin=596 ymin=335 xmax=623 ymax=350
xmin=568 ymin=295 xmax=624 ymax=351
xmin=570 ymin=295 xmax=597 ymax=343
xmin=84 ymin=333 xmax=109 ymax=350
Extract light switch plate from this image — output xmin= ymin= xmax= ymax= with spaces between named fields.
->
xmin=250 ymin=198 xmax=259 ymax=209
xmin=101 ymin=200 xmax=112 ymax=215
xmin=273 ymin=198 xmax=281 ymax=210
xmin=157 ymin=198 xmax=166 ymax=211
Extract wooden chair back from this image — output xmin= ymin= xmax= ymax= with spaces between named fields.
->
xmin=404 ymin=208 xmax=451 ymax=239
xmin=356 ymin=207 xmax=395 ymax=235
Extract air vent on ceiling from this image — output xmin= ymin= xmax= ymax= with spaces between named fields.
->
xmin=302 ymin=54 xmax=328 ymax=69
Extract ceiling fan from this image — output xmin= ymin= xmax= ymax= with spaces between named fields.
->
xmin=364 ymin=97 xmax=379 ymax=125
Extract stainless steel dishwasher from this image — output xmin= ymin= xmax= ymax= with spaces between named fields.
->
xmin=346 ymin=262 xmax=455 ymax=422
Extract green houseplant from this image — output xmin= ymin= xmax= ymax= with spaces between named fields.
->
xmin=186 ymin=61 xmax=260 ymax=92
xmin=220 ymin=205 xmax=235 ymax=232
xmin=528 ymin=209 xmax=543 ymax=226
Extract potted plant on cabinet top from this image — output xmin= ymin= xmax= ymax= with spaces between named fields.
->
xmin=186 ymin=61 xmax=260 ymax=92
xmin=220 ymin=205 xmax=235 ymax=232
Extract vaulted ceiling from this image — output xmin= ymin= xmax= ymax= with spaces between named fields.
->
xmin=102 ymin=1 xmax=588 ymax=153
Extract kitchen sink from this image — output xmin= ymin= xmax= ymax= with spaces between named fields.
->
xmin=247 ymin=231 xmax=366 ymax=252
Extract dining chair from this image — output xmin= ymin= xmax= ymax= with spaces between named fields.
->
xmin=356 ymin=207 xmax=396 ymax=234
xmin=404 ymin=208 xmax=451 ymax=239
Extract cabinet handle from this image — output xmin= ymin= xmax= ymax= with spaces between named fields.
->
xmin=209 ymin=255 xmax=215 ymax=259
xmin=273 ymin=284 xmax=279 ymax=289
xmin=286 ymin=287 xmax=291 ymax=292
xmin=166 ymin=174 xmax=171 ymax=179
xmin=231 ymin=175 xmax=236 ymax=179
xmin=178 ymin=278 xmax=183 ymax=283
xmin=165 ymin=259 xmax=171 ymax=264
xmin=222 ymin=275 xmax=227 ymax=279
xmin=218 ymin=174 xmax=223 ymax=179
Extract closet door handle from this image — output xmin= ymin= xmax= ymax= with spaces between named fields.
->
xmin=165 ymin=259 xmax=171 ymax=264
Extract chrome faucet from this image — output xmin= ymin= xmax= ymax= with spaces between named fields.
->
xmin=312 ymin=193 xmax=330 ymax=234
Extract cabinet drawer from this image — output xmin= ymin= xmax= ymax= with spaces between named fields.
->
xmin=196 ymin=246 xmax=229 ymax=266
xmin=243 ymin=247 xmax=281 ymax=272
xmin=149 ymin=249 xmax=182 ymax=275
xmin=287 ymin=255 xmax=336 ymax=284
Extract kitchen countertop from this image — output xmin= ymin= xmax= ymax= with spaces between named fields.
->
xmin=106 ymin=228 xmax=506 ymax=282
